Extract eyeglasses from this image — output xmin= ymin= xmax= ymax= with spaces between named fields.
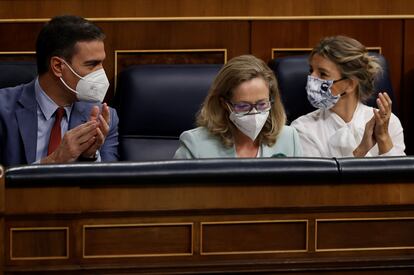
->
xmin=226 ymin=99 xmax=273 ymax=116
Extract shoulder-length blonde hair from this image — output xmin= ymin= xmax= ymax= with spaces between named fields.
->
xmin=310 ymin=35 xmax=382 ymax=102
xmin=197 ymin=55 xmax=286 ymax=148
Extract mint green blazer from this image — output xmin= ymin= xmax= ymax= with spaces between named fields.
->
xmin=173 ymin=126 xmax=302 ymax=159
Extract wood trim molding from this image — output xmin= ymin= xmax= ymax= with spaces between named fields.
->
xmin=200 ymin=219 xmax=308 ymax=255
xmin=271 ymin=47 xmax=382 ymax=59
xmin=9 ymin=227 xmax=69 ymax=260
xmin=83 ymin=222 xmax=194 ymax=258
xmin=0 ymin=51 xmax=36 ymax=55
xmin=315 ymin=217 xmax=414 ymax=252
xmin=2 ymin=15 xmax=414 ymax=23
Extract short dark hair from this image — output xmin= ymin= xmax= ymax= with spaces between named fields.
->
xmin=36 ymin=15 xmax=105 ymax=75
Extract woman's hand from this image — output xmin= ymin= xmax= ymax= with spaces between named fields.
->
xmin=373 ymin=92 xmax=393 ymax=154
xmin=353 ymin=115 xmax=376 ymax=157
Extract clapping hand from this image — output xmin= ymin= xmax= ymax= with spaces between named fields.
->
xmin=81 ymin=103 xmax=111 ymax=159
xmin=354 ymin=92 xmax=393 ymax=156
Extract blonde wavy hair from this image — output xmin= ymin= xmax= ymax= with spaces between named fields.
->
xmin=197 ymin=55 xmax=286 ymax=148
xmin=310 ymin=35 xmax=382 ymax=102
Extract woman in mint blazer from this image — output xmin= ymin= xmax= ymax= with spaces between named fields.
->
xmin=174 ymin=55 xmax=302 ymax=159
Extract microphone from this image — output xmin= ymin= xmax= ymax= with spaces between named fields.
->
xmin=271 ymin=153 xmax=287 ymax=158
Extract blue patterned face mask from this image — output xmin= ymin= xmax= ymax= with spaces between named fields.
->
xmin=306 ymin=75 xmax=346 ymax=109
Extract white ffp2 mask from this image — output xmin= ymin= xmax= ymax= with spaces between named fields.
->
xmin=229 ymin=110 xmax=269 ymax=141
xmin=59 ymin=60 xmax=109 ymax=102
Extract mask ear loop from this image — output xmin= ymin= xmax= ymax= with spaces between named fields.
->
xmin=333 ymin=77 xmax=348 ymax=97
xmin=333 ymin=77 xmax=347 ymax=84
xmin=59 ymin=77 xmax=78 ymax=94
xmin=58 ymin=58 xmax=80 ymax=95
xmin=59 ymin=58 xmax=83 ymax=79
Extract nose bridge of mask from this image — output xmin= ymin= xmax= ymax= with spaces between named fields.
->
xmin=244 ymin=106 xmax=258 ymax=115
xmin=232 ymin=106 xmax=259 ymax=117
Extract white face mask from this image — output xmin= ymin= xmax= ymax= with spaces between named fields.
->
xmin=306 ymin=75 xmax=345 ymax=109
xmin=229 ymin=110 xmax=269 ymax=141
xmin=59 ymin=59 xmax=110 ymax=102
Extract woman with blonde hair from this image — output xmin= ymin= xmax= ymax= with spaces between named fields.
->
xmin=291 ymin=35 xmax=405 ymax=157
xmin=174 ymin=55 xmax=302 ymax=159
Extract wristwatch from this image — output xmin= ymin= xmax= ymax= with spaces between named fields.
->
xmin=78 ymin=152 xmax=98 ymax=162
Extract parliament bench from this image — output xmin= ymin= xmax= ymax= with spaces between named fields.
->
xmin=1 ymin=157 xmax=414 ymax=274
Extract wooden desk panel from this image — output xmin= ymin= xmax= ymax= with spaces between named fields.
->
xmin=3 ymin=178 xmax=414 ymax=273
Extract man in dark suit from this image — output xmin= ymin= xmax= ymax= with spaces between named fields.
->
xmin=0 ymin=15 xmax=119 ymax=166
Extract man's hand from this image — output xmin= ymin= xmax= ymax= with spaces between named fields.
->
xmin=41 ymin=120 xmax=98 ymax=163
xmin=81 ymin=103 xmax=111 ymax=158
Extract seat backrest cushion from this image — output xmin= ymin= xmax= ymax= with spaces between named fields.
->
xmin=0 ymin=61 xmax=37 ymax=89
xmin=115 ymin=64 xmax=222 ymax=161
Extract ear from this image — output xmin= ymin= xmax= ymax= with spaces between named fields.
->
xmin=346 ymin=77 xmax=359 ymax=93
xmin=50 ymin=56 xmax=64 ymax=78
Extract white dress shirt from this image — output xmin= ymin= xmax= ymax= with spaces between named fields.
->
xmin=291 ymin=102 xmax=406 ymax=157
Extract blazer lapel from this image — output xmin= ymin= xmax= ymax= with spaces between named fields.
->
xmin=16 ymin=81 xmax=38 ymax=163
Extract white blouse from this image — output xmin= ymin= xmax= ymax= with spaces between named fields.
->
xmin=291 ymin=102 xmax=406 ymax=157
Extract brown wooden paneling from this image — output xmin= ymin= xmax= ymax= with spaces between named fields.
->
xmin=102 ymin=21 xmax=248 ymax=98
xmin=5 ymin=187 xmax=80 ymax=214
xmin=0 ymin=53 xmax=36 ymax=62
xmin=83 ymin=223 xmax=192 ymax=258
xmin=4 ymin=176 xmax=414 ymax=272
xmin=272 ymin=47 xmax=381 ymax=59
xmin=316 ymin=218 xmax=414 ymax=251
xmin=0 ymin=217 xmax=3 ymax=274
xmin=115 ymin=49 xmax=226 ymax=90
xmin=79 ymin=182 xmax=414 ymax=212
xmin=1 ymin=0 xmax=414 ymax=18
xmin=201 ymin=220 xmax=307 ymax=254
xmin=116 ymin=50 xmax=226 ymax=74
xmin=0 ymin=23 xmax=43 ymax=52
xmin=9 ymin=227 xmax=68 ymax=260
xmin=243 ymin=271 xmax=414 ymax=275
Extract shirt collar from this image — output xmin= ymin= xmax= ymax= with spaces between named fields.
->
xmin=325 ymin=101 xmax=366 ymax=130
xmin=35 ymin=77 xmax=72 ymax=120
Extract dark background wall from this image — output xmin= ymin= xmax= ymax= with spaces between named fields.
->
xmin=0 ymin=0 xmax=413 ymax=154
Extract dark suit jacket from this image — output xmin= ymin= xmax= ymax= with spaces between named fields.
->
xmin=0 ymin=80 xmax=119 ymax=167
